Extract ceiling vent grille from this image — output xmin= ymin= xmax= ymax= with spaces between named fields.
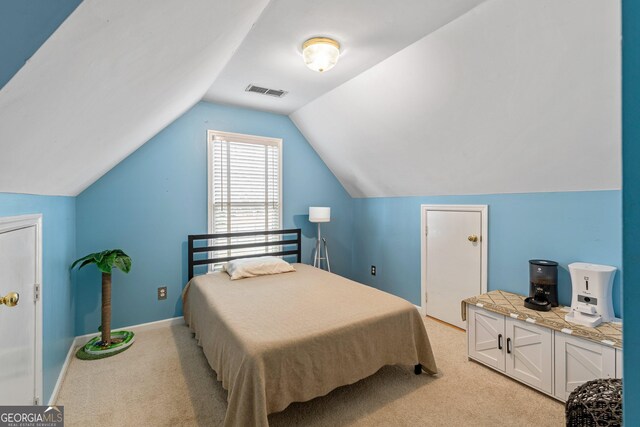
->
xmin=245 ymin=84 xmax=287 ymax=98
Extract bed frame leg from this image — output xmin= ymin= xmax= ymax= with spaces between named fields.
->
xmin=414 ymin=364 xmax=422 ymax=375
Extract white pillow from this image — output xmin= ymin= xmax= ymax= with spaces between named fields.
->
xmin=225 ymin=256 xmax=295 ymax=280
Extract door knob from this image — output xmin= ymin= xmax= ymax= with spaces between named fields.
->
xmin=468 ymin=235 xmax=479 ymax=243
xmin=0 ymin=292 xmax=19 ymax=307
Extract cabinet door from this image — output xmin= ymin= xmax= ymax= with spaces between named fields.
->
xmin=468 ymin=305 xmax=505 ymax=371
xmin=505 ymin=318 xmax=553 ymax=394
xmin=554 ymin=334 xmax=616 ymax=401
xmin=616 ymin=349 xmax=623 ymax=379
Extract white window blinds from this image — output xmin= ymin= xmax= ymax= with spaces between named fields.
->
xmin=208 ymin=131 xmax=282 ymax=238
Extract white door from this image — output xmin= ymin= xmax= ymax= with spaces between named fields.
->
xmin=467 ymin=305 xmax=505 ymax=371
xmin=424 ymin=207 xmax=485 ymax=329
xmin=554 ymin=334 xmax=616 ymax=401
xmin=0 ymin=224 xmax=38 ymax=405
xmin=505 ymin=318 xmax=553 ymax=394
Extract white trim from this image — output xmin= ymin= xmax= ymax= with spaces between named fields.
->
xmin=49 ymin=316 xmax=185 ymax=404
xmin=414 ymin=304 xmax=426 ymax=316
xmin=208 ymin=129 xmax=282 ymax=147
xmin=420 ymin=204 xmax=488 ymax=316
xmin=48 ymin=337 xmax=76 ymax=405
xmin=73 ymin=316 xmax=185 ymax=344
xmin=207 ymin=130 xmax=213 ymax=234
xmin=0 ymin=214 xmax=43 ymax=405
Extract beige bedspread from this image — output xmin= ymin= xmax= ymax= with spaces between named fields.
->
xmin=183 ymin=264 xmax=437 ymax=427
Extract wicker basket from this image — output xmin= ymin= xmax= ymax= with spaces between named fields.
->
xmin=565 ymin=378 xmax=622 ymax=427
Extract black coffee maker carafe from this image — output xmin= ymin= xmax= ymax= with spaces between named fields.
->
xmin=524 ymin=259 xmax=558 ymax=311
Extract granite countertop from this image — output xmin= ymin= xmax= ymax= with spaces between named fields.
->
xmin=461 ymin=290 xmax=622 ymax=349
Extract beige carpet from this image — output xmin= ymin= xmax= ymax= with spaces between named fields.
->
xmin=57 ymin=318 xmax=564 ymax=426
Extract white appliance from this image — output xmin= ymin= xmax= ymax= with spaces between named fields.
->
xmin=565 ymin=263 xmax=616 ymax=328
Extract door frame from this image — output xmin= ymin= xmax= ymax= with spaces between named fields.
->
xmin=420 ymin=204 xmax=488 ymax=316
xmin=0 ymin=214 xmax=43 ymax=404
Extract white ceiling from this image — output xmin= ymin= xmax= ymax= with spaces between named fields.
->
xmin=291 ymin=0 xmax=621 ymax=197
xmin=0 ymin=0 xmax=621 ymax=198
xmin=203 ymin=0 xmax=485 ymax=115
xmin=0 ymin=0 xmax=269 ymax=196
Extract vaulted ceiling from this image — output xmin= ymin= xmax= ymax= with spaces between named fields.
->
xmin=0 ymin=0 xmax=270 ymax=195
xmin=0 ymin=0 xmax=81 ymax=89
xmin=0 ymin=0 xmax=621 ymax=197
xmin=291 ymin=0 xmax=622 ymax=197
xmin=203 ymin=0 xmax=485 ymax=114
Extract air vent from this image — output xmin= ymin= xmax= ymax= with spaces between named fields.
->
xmin=245 ymin=84 xmax=287 ymax=98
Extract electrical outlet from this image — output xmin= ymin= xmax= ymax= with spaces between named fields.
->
xmin=158 ymin=286 xmax=167 ymax=300
xmin=371 ymin=265 xmax=376 ymax=276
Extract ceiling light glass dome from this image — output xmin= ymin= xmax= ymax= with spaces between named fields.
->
xmin=302 ymin=37 xmax=340 ymax=73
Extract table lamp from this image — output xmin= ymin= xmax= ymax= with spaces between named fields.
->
xmin=309 ymin=207 xmax=331 ymax=271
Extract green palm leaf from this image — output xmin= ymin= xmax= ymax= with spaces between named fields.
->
xmin=71 ymin=249 xmax=132 ymax=274
xmin=70 ymin=253 xmax=97 ymax=270
xmin=113 ymin=255 xmax=132 ymax=273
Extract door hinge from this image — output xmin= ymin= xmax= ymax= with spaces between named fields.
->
xmin=425 ymin=226 xmax=428 ymax=236
xmin=34 ymin=283 xmax=40 ymax=302
xmin=34 ymin=396 xmax=39 ymax=405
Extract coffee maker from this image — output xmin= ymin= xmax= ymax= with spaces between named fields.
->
xmin=524 ymin=260 xmax=559 ymax=311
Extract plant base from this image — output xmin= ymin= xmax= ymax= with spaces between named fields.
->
xmin=76 ymin=330 xmax=135 ymax=360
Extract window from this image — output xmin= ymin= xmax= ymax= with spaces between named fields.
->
xmin=207 ymin=130 xmax=282 ymax=260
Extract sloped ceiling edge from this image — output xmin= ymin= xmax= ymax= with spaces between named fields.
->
xmin=290 ymin=0 xmax=621 ymax=198
xmin=0 ymin=0 xmax=270 ymax=196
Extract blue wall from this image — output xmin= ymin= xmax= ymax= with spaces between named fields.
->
xmin=0 ymin=0 xmax=81 ymax=89
xmin=0 ymin=193 xmax=76 ymax=404
xmin=74 ymin=101 xmax=353 ymax=335
xmin=352 ymin=191 xmax=622 ymax=317
xmin=622 ymin=0 xmax=639 ymax=423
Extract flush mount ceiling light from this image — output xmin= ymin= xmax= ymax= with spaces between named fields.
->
xmin=302 ymin=37 xmax=340 ymax=73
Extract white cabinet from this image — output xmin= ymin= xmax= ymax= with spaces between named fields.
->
xmin=467 ymin=306 xmax=553 ymax=394
xmin=505 ymin=318 xmax=553 ymax=393
xmin=468 ymin=305 xmax=505 ymax=371
xmin=554 ymin=334 xmax=616 ymax=400
xmin=616 ymin=349 xmax=623 ymax=378
xmin=467 ymin=304 xmax=621 ymax=401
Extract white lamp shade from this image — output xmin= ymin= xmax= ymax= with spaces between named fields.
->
xmin=309 ymin=207 xmax=331 ymax=223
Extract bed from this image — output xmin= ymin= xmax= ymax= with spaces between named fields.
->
xmin=183 ymin=229 xmax=437 ymax=427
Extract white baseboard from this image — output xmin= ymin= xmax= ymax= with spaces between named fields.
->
xmin=49 ymin=316 xmax=185 ymax=405
xmin=72 ymin=316 xmax=185 ymax=345
xmin=48 ymin=337 xmax=77 ymax=406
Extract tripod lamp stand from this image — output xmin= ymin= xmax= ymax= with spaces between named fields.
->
xmin=309 ymin=207 xmax=331 ymax=272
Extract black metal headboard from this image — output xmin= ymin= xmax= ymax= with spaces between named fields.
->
xmin=188 ymin=228 xmax=302 ymax=280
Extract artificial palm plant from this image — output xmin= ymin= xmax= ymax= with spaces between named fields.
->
xmin=71 ymin=249 xmax=131 ymax=346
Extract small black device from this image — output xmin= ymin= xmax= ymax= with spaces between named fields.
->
xmin=524 ymin=259 xmax=559 ymax=312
